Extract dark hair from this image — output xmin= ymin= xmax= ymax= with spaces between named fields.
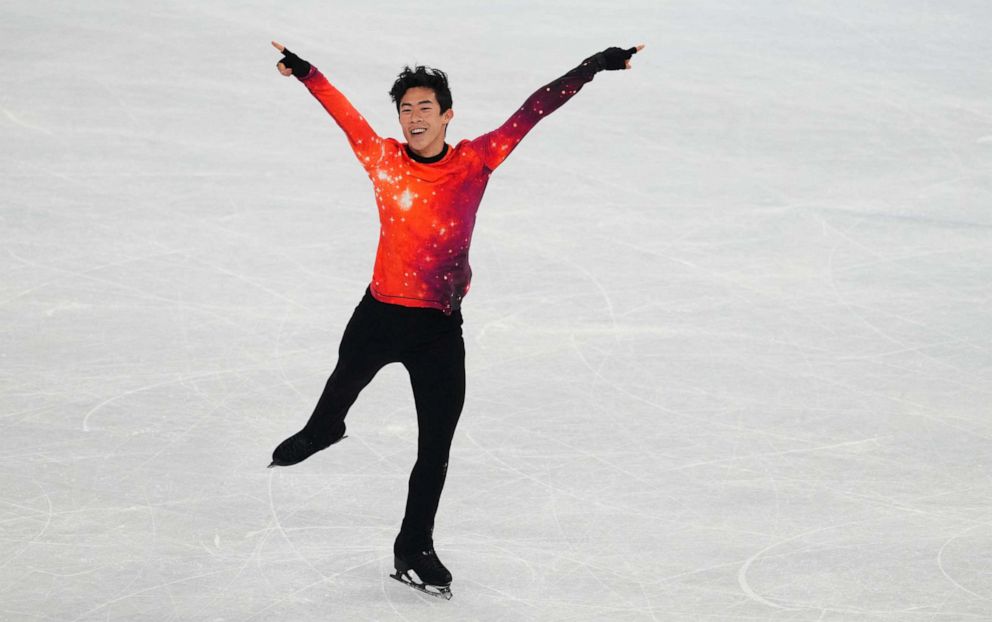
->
xmin=389 ymin=65 xmax=452 ymax=113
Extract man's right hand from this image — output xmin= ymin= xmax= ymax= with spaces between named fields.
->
xmin=271 ymin=41 xmax=311 ymax=78
xmin=586 ymin=44 xmax=646 ymax=72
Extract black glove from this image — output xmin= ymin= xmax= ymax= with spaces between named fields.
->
xmin=584 ymin=46 xmax=639 ymax=72
xmin=279 ymin=48 xmax=312 ymax=78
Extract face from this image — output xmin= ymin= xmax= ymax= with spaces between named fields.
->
xmin=398 ymin=86 xmax=453 ymax=157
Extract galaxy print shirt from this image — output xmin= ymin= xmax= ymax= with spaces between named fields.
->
xmin=299 ymin=59 xmax=600 ymax=314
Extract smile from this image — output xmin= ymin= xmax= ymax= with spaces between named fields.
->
xmin=410 ymin=128 xmax=427 ymax=135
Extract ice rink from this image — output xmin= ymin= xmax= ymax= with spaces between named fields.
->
xmin=3 ymin=1 xmax=992 ymax=620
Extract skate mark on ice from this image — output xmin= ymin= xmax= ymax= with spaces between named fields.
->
xmin=0 ymin=482 xmax=53 ymax=571
xmin=812 ymin=373 xmax=992 ymax=440
xmin=140 ymin=488 xmax=183 ymax=619
xmin=736 ymin=519 xmax=874 ymax=612
xmin=187 ymin=255 xmax=315 ymax=313
xmin=834 ymin=339 xmax=984 ymax=364
xmin=505 ymin=230 xmax=623 ymax=374
xmin=474 ymin=540 xmax=542 ymax=598
xmin=3 ymin=250 xmax=253 ymax=341
xmin=605 ymin=237 xmax=778 ymax=300
xmin=460 ymin=429 xmax=659 ymax=545
xmin=465 ymin=433 xmax=664 ymax=608
xmin=517 ymin=150 xmax=655 ymax=201
xmin=476 ymin=309 xmax=524 ymax=343
xmin=937 ymin=522 xmax=992 ymax=601
xmin=243 ymin=553 xmax=388 ymax=621
xmin=819 ymin=214 xmax=987 ymax=371
xmin=203 ymin=493 xmax=293 ymax=614
xmin=658 ymin=436 xmax=880 ymax=475
xmin=1 ymin=248 xmax=187 ymax=310
xmin=66 ymin=570 xmax=226 ymax=622
xmin=459 ymin=573 xmax=535 ymax=609
xmin=1 ymin=105 xmax=53 ymax=135
xmin=265 ymin=470 xmax=331 ymax=583
xmin=531 ymin=421 xmax=659 ymax=488
xmin=461 ymin=431 xmax=584 ymax=501
xmin=568 ymin=331 xmax=815 ymax=446
xmin=380 ymin=556 xmax=416 ymax=620
xmin=273 ymin=303 xmax=307 ymax=404
xmin=832 ymin=241 xmax=981 ymax=276
xmin=81 ymin=368 xmax=255 ymax=431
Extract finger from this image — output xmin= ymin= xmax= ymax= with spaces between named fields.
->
xmin=625 ymin=44 xmax=644 ymax=69
xmin=271 ymin=40 xmax=285 ymax=53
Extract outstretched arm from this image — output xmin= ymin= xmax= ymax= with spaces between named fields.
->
xmin=471 ymin=45 xmax=644 ymax=171
xmin=272 ymin=41 xmax=385 ymax=170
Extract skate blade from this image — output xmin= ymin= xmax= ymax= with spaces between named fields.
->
xmin=390 ymin=571 xmax=452 ymax=600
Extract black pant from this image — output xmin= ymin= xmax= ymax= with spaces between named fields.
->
xmin=302 ymin=288 xmax=465 ymax=547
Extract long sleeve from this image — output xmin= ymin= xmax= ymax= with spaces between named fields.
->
xmin=470 ymin=58 xmax=600 ymax=172
xmin=299 ymin=67 xmax=386 ymax=171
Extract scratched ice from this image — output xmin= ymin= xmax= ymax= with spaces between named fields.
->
xmin=2 ymin=1 xmax=992 ymax=621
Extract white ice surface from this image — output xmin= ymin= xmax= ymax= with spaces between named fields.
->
xmin=3 ymin=1 xmax=992 ymax=620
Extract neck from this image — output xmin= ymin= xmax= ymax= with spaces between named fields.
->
xmin=408 ymin=139 xmax=445 ymax=158
xmin=406 ymin=142 xmax=449 ymax=164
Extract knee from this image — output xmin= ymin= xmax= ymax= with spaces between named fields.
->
xmin=326 ymin=364 xmax=369 ymax=393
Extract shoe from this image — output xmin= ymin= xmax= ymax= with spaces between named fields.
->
xmin=390 ymin=545 xmax=452 ymax=599
xmin=268 ymin=422 xmax=345 ymax=467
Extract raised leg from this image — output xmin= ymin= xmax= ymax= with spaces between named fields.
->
xmin=271 ymin=293 xmax=389 ymax=467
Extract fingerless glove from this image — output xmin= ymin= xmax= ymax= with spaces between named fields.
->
xmin=583 ymin=46 xmax=639 ymax=72
xmin=279 ymin=48 xmax=312 ymax=79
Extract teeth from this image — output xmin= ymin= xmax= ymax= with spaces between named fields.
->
xmin=411 ymin=128 xmax=426 ymax=134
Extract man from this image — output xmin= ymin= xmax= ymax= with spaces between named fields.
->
xmin=268 ymin=40 xmax=644 ymax=599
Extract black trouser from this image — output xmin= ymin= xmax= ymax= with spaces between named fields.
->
xmin=302 ymin=288 xmax=465 ymax=547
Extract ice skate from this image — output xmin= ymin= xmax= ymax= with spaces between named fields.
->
xmin=268 ymin=422 xmax=346 ymax=467
xmin=390 ymin=547 xmax=453 ymax=600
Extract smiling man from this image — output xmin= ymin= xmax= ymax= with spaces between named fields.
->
xmin=268 ymin=40 xmax=643 ymax=599
xmin=397 ymin=79 xmax=453 ymax=158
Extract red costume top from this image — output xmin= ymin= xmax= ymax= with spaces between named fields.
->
xmin=299 ymin=59 xmax=600 ymax=313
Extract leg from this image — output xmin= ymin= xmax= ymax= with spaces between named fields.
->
xmin=271 ymin=292 xmax=390 ymax=466
xmin=395 ymin=321 xmax=466 ymax=549
xmin=305 ymin=292 xmax=392 ymax=439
